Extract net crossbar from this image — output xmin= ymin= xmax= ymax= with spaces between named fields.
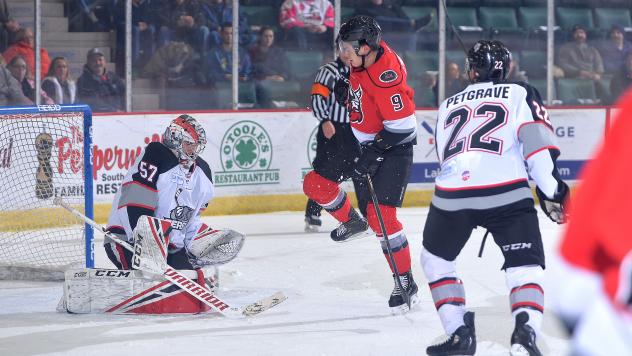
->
xmin=0 ymin=105 xmax=93 ymax=280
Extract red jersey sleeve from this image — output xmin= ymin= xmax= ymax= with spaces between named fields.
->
xmin=561 ymin=90 xmax=632 ymax=301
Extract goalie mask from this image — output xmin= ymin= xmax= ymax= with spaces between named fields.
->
xmin=163 ymin=115 xmax=206 ymax=167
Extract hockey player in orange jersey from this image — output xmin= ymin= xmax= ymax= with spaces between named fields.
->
xmin=304 ymin=15 xmax=419 ymax=312
xmin=553 ymin=91 xmax=632 ymax=356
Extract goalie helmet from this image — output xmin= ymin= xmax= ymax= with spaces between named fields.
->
xmin=163 ymin=115 xmax=207 ymax=167
xmin=465 ymin=40 xmax=511 ymax=83
xmin=338 ymin=15 xmax=382 ymax=52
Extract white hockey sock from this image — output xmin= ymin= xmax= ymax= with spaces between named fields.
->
xmin=422 ymin=247 xmax=467 ymax=335
xmin=439 ymin=304 xmax=466 ymax=335
xmin=512 ymin=308 xmax=543 ymax=333
xmin=506 ymin=265 xmax=545 ymax=335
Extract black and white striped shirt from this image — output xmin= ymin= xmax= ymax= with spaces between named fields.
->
xmin=310 ymin=58 xmax=349 ymax=123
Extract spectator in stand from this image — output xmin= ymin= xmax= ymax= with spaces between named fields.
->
xmin=0 ymin=55 xmax=31 ymax=105
xmin=42 ymin=57 xmax=76 ymax=104
xmin=143 ymin=41 xmax=204 ymax=88
xmin=2 ymin=28 xmax=50 ymax=80
xmin=250 ymin=27 xmax=289 ymax=82
xmin=114 ymin=0 xmax=158 ymax=71
xmin=279 ymin=0 xmax=334 ymax=50
xmin=205 ymin=23 xmax=252 ymax=84
xmin=434 ymin=61 xmax=467 ymax=99
xmin=250 ymin=26 xmax=290 ymax=108
xmin=354 ymin=0 xmax=431 ymax=33
xmin=0 ymin=0 xmax=20 ymax=52
xmin=73 ymin=0 xmax=115 ymax=32
xmin=610 ymin=52 xmax=632 ymax=101
xmin=77 ymin=48 xmax=125 ymax=112
xmin=598 ymin=25 xmax=632 ymax=75
xmin=6 ymin=55 xmax=53 ymax=104
xmin=202 ymin=0 xmax=252 ymax=48
xmin=558 ymin=25 xmax=604 ymax=81
xmin=157 ymin=0 xmax=210 ymax=54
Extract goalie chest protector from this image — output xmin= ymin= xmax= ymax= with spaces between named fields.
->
xmin=108 ymin=142 xmax=215 ymax=249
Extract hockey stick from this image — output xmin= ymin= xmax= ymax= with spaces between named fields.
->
xmin=54 ymin=197 xmax=134 ymax=253
xmin=54 ymin=197 xmax=286 ymax=317
xmin=365 ymin=174 xmax=411 ymax=309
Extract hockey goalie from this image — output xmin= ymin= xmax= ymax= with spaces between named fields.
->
xmin=59 ymin=115 xmax=247 ymax=314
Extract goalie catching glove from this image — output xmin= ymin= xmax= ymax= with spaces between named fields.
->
xmin=536 ymin=180 xmax=570 ymax=224
xmin=186 ymin=224 xmax=246 ymax=267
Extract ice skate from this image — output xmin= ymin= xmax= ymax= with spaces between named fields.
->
xmin=388 ymin=270 xmax=420 ymax=313
xmin=304 ymin=214 xmax=322 ymax=232
xmin=426 ymin=311 xmax=476 ymax=356
xmin=330 ymin=209 xmax=368 ymax=242
xmin=510 ymin=311 xmax=542 ymax=356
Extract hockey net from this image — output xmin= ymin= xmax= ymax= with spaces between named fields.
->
xmin=0 ymin=105 xmax=94 ymax=280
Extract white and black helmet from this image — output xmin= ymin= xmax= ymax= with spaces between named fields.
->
xmin=163 ymin=114 xmax=207 ymax=166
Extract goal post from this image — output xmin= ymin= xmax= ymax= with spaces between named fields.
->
xmin=0 ymin=104 xmax=94 ymax=280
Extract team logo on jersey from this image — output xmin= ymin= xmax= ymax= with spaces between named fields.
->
xmin=348 ymin=85 xmax=364 ymax=124
xmin=216 ymin=120 xmax=280 ymax=186
xmin=168 ymin=188 xmax=194 ymax=230
xmin=379 ymin=69 xmax=398 ymax=83
xmin=301 ymin=126 xmax=319 ymax=181
xmin=169 ymin=205 xmax=194 ymax=230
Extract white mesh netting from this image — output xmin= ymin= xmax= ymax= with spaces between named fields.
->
xmin=0 ymin=111 xmax=89 ymax=279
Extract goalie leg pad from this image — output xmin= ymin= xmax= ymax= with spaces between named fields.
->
xmin=60 ymin=268 xmax=211 ymax=314
xmin=131 ymin=215 xmax=171 ymax=273
xmin=104 ymin=227 xmax=132 ymax=269
xmin=105 ymin=241 xmax=133 ymax=270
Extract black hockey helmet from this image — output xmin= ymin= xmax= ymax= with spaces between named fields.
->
xmin=465 ymin=40 xmax=511 ymax=83
xmin=338 ymin=15 xmax=382 ymax=52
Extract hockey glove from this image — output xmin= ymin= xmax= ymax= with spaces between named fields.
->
xmin=536 ymin=180 xmax=570 ymax=224
xmin=334 ymin=77 xmax=350 ymax=106
xmin=354 ymin=143 xmax=384 ymax=178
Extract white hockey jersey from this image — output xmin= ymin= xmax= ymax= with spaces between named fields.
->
xmin=107 ymin=142 xmax=215 ymax=250
xmin=432 ymin=81 xmax=560 ymax=211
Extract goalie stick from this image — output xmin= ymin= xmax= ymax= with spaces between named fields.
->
xmin=54 ymin=197 xmax=286 ymax=317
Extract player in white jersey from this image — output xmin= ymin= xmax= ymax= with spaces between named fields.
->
xmin=422 ymin=41 xmax=570 ymax=356
xmin=105 ymin=115 xmax=215 ymax=270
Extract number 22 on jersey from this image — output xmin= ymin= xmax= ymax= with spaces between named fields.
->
xmin=442 ymin=103 xmax=508 ymax=162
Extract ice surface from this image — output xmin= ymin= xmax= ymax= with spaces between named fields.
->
xmin=0 ymin=207 xmax=570 ymax=355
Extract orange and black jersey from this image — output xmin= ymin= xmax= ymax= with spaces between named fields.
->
xmin=347 ymin=41 xmax=417 ymax=148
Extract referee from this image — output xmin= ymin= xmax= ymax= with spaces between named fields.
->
xmin=304 ymin=55 xmax=369 ymax=232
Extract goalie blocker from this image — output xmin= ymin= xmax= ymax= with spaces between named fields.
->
xmin=59 ymin=267 xmax=218 ymax=314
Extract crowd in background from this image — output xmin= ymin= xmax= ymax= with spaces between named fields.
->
xmin=1 ymin=0 xmax=632 ymax=111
